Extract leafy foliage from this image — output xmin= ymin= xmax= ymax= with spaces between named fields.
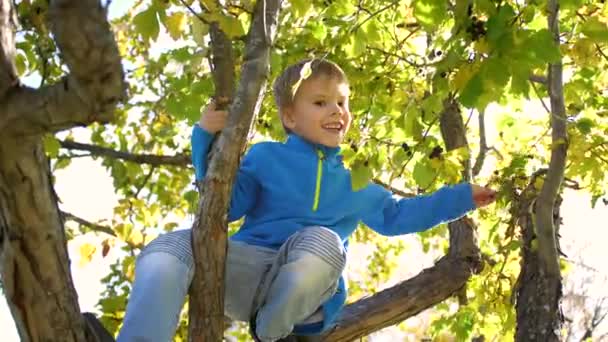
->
xmin=11 ymin=0 xmax=608 ymax=339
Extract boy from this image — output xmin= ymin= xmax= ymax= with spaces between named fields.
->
xmin=116 ymin=59 xmax=496 ymax=342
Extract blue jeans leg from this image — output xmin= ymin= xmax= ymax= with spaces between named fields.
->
xmin=254 ymin=226 xmax=346 ymax=341
xmin=117 ymin=232 xmax=194 ymax=342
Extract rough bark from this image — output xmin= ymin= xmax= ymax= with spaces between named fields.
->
xmin=187 ymin=0 xmax=281 ymax=340
xmin=323 ymin=97 xmax=482 ymax=341
xmin=1 ymin=1 xmax=125 ymax=136
xmin=514 ymin=175 xmax=563 ymax=342
xmin=0 ymin=0 xmax=125 ymax=341
xmin=514 ymin=0 xmax=566 ymax=340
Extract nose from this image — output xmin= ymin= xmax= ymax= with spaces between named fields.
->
xmin=330 ymin=102 xmax=342 ymax=116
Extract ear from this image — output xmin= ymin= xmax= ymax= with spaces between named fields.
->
xmin=281 ymin=106 xmax=297 ymax=130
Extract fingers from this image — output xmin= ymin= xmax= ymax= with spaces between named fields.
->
xmin=471 ymin=184 xmax=497 ymax=208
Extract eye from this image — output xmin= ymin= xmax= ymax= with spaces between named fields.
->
xmin=338 ymin=102 xmax=344 ymax=107
xmin=314 ymin=100 xmax=326 ymax=106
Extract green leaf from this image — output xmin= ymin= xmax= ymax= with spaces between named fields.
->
xmin=310 ymin=22 xmax=328 ymax=42
xmin=43 ymin=134 xmax=61 ymax=158
xmin=290 ymin=0 xmax=312 ymax=17
xmin=191 ymin=16 xmax=209 ymax=45
xmin=459 ymin=73 xmax=483 ymax=108
xmin=133 ymin=7 xmax=160 ymax=42
xmin=576 ymin=117 xmax=594 ymax=134
xmin=529 ymin=29 xmax=560 ymax=63
xmin=352 ymin=28 xmax=367 ymax=57
xmin=351 ymin=163 xmax=372 ymax=191
xmin=218 ymin=14 xmax=245 ymax=38
xmin=329 ymin=0 xmax=356 ymax=16
xmin=413 ymin=161 xmax=435 ymax=188
xmin=486 ymin=5 xmax=515 ymax=46
xmin=414 ymin=0 xmax=448 ymax=31
xmin=53 ymin=158 xmax=71 ymax=171
xmin=15 ymin=53 xmax=27 ymax=76
xmin=581 ymin=16 xmax=608 ymax=44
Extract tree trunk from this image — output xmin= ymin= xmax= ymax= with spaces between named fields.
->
xmin=514 ymin=176 xmax=563 ymax=342
xmin=0 ymin=0 xmax=124 ymax=341
xmin=0 ymin=138 xmax=87 ymax=341
xmin=514 ymin=0 xmax=566 ymax=340
xmin=187 ymin=0 xmax=281 ymax=340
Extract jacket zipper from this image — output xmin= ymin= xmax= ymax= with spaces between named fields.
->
xmin=313 ymin=149 xmax=325 ymax=211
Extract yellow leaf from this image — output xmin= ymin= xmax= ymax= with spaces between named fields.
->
xmin=79 ymin=243 xmax=96 ymax=268
xmin=165 ymin=12 xmax=187 ymax=40
xmin=451 ymin=63 xmax=476 ymax=92
xmin=128 ymin=229 xmax=144 ymax=247
xmin=474 ymin=37 xmax=490 ymax=54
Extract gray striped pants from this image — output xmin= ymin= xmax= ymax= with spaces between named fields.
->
xmin=117 ymin=226 xmax=346 ymax=342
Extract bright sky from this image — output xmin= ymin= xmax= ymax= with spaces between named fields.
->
xmin=1 ymin=1 xmax=607 ymax=341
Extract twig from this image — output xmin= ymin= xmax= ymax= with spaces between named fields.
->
xmin=134 ymin=166 xmax=156 ymax=198
xmin=398 ymin=116 xmax=439 ymax=177
xmin=472 ymin=110 xmax=488 ymax=177
xmin=372 ymin=178 xmax=415 ymax=197
xmin=62 ymin=211 xmax=116 ymax=237
xmin=529 ymin=74 xmax=547 ymax=84
xmin=530 ymin=80 xmax=552 ymax=115
xmin=350 ymin=1 xmax=398 ymax=34
xmin=178 ymin=0 xmax=210 ymax=24
xmin=464 ymin=108 xmax=474 ymax=128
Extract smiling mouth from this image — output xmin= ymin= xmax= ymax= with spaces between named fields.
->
xmin=322 ymin=123 xmax=344 ymax=133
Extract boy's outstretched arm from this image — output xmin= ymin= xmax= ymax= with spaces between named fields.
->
xmin=361 ymin=183 xmax=496 ymax=236
xmin=191 ymin=100 xmax=261 ymax=221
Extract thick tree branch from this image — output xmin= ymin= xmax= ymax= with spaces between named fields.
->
xmin=188 ymin=0 xmax=281 ymax=340
xmin=324 ymin=217 xmax=481 ymax=341
xmin=536 ymin=0 xmax=566 ymax=281
xmin=0 ymin=0 xmax=125 ymax=136
xmin=0 ymin=1 xmax=125 ymax=341
xmin=59 ymin=140 xmax=191 ymax=166
xmin=515 ymin=2 xmax=566 ymax=340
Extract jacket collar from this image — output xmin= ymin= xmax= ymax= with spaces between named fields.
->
xmin=285 ymin=134 xmax=342 ymax=159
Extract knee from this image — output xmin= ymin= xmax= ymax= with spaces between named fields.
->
xmin=140 ymin=229 xmax=193 ymax=268
xmin=293 ymin=226 xmax=346 ymax=272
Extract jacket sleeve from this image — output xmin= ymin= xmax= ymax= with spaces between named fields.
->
xmin=361 ymin=182 xmax=476 ymax=236
xmin=191 ymin=124 xmax=260 ymax=222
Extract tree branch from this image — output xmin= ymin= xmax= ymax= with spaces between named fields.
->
xmin=188 ymin=0 xmax=281 ymax=340
xmin=62 ymin=140 xmax=419 ymax=198
xmin=62 ymin=211 xmax=116 ymax=237
xmin=536 ymin=0 xmax=567 ymax=279
xmin=529 ymin=74 xmax=547 ymax=84
xmin=472 ymin=110 xmax=488 ymax=177
xmin=59 ymin=140 xmax=191 ymax=166
xmin=372 ymin=178 xmax=414 ymax=198
xmin=0 ymin=0 xmax=126 ymax=136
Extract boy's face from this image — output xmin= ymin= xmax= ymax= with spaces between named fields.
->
xmin=282 ymin=75 xmax=351 ymax=148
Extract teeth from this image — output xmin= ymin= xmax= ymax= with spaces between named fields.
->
xmin=323 ymin=123 xmax=342 ymax=129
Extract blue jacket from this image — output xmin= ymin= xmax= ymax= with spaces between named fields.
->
xmin=191 ymin=125 xmax=476 ymax=334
